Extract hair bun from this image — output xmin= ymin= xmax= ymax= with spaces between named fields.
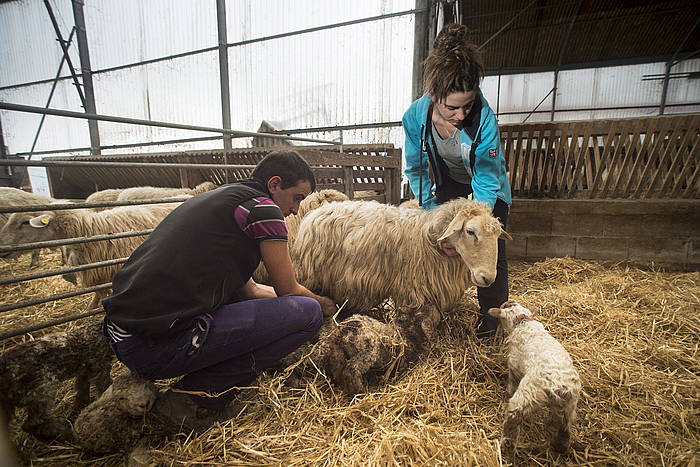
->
xmin=433 ymin=23 xmax=468 ymax=52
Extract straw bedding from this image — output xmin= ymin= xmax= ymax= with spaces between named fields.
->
xmin=1 ymin=250 xmax=698 ymax=466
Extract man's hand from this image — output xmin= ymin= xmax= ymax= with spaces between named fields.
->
xmin=317 ymin=296 xmax=337 ymax=317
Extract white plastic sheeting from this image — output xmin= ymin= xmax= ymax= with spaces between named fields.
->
xmin=1 ymin=0 xmax=699 ymax=194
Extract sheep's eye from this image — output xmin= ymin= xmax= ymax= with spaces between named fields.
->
xmin=467 ymin=229 xmax=476 ymax=237
xmin=20 ymin=220 xmax=30 ymax=226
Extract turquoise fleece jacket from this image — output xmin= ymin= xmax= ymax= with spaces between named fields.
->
xmin=402 ymin=93 xmax=512 ymax=210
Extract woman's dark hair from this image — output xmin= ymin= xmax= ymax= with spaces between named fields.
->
xmin=251 ymin=150 xmax=316 ymax=191
xmin=422 ymin=23 xmax=484 ymax=101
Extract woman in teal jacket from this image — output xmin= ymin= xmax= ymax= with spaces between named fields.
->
xmin=402 ymin=23 xmax=512 ymax=338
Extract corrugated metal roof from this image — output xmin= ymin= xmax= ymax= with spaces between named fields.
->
xmin=462 ymin=0 xmax=700 ymax=74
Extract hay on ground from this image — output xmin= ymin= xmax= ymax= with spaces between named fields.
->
xmin=1 ymin=253 xmax=698 ymax=466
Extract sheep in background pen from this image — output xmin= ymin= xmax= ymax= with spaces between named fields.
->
xmin=310 ymin=304 xmax=441 ymax=395
xmin=487 ymin=301 xmax=581 ymax=459
xmin=85 ymin=188 xmax=125 ymax=211
xmin=117 ymin=181 xmax=216 ymax=202
xmin=73 ymin=369 xmax=157 ymax=454
xmin=0 ymin=202 xmax=183 ymax=307
xmin=0 ymin=318 xmax=114 ymax=442
xmin=253 ymin=189 xmax=348 ymax=284
xmin=85 ymin=182 xmax=215 ymax=211
xmin=292 ymin=198 xmax=512 ymax=314
xmin=0 ymin=187 xmax=53 ymax=268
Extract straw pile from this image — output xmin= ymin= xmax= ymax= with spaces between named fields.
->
xmin=1 ymin=251 xmax=698 ymax=466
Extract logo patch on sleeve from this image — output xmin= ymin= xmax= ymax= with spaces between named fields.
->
xmin=489 ymin=148 xmax=497 ymax=158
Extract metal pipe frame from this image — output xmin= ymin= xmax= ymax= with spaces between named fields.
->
xmin=216 ymin=0 xmax=232 ymax=152
xmin=0 ymin=230 xmax=153 ymax=254
xmin=42 ymin=0 xmax=86 ymax=107
xmin=0 ymin=159 xmax=257 ymax=172
xmin=71 ymin=0 xmax=101 ymax=154
xmin=0 ymin=8 xmax=423 ymax=92
xmin=0 ymin=258 xmax=127 ymax=287
xmin=660 ymin=15 xmax=700 ymax=115
xmin=11 ymin=122 xmax=403 ymax=157
xmin=498 ymin=101 xmax=700 ymax=117
xmin=476 ymin=0 xmax=537 ymax=52
xmin=0 ymin=102 xmax=338 ymax=144
xmin=0 ymin=283 xmax=111 ymax=314
xmin=0 ymin=309 xmax=103 ymax=341
xmin=550 ymin=0 xmax=583 ymax=122
xmin=0 ymin=197 xmax=191 ymax=214
xmin=523 ymin=87 xmax=555 ymax=123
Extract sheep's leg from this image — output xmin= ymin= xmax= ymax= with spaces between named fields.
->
xmin=29 ymin=250 xmax=41 ymax=268
xmin=89 ymin=289 xmax=109 ymax=309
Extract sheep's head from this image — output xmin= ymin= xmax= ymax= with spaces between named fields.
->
xmin=436 ymin=201 xmax=512 ymax=287
xmin=0 ymin=211 xmax=62 ymax=258
xmin=487 ymin=301 xmax=536 ymax=333
xmin=111 ymin=372 xmax=157 ymax=416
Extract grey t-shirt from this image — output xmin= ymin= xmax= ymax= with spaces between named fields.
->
xmin=431 ymin=124 xmax=472 ymax=184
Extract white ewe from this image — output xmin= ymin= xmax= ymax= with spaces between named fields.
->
xmin=253 ymin=189 xmax=348 ymax=284
xmin=292 ymin=198 xmax=511 ymax=312
xmin=488 ymin=301 xmax=581 ymax=459
xmin=0 ymin=203 xmax=181 ymax=306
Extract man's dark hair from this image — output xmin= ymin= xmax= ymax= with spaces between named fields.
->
xmin=251 ymin=150 xmax=316 ymax=191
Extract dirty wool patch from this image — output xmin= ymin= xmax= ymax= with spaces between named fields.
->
xmin=1 ymin=254 xmax=698 ymax=466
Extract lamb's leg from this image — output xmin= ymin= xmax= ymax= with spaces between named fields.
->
xmin=548 ymin=391 xmax=577 ymax=453
xmin=500 ymin=376 xmax=537 ymax=460
xmin=505 ymin=366 xmax=519 ymax=399
xmin=94 ymin=365 xmax=113 ymax=395
xmin=23 ymin=395 xmax=72 ymax=442
xmin=72 ymin=373 xmax=92 ymax=416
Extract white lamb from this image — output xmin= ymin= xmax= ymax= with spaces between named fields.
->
xmin=73 ymin=369 xmax=157 ymax=454
xmin=0 ymin=187 xmax=53 ymax=267
xmin=487 ymin=301 xmax=581 ymax=459
xmin=0 ymin=203 xmax=181 ymax=307
xmin=292 ymin=198 xmax=511 ymax=313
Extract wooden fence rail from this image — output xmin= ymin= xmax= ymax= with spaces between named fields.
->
xmin=500 ymin=114 xmax=700 ymax=199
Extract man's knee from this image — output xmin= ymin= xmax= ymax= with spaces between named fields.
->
xmin=285 ymin=296 xmax=323 ymax=332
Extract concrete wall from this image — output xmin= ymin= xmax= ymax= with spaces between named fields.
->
xmin=508 ymin=199 xmax=699 ymax=270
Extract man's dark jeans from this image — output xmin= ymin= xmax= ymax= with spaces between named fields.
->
xmin=107 ymin=296 xmax=322 ymax=409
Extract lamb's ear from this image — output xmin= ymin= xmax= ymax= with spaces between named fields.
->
xmin=512 ymin=312 xmax=529 ymax=326
xmin=437 ymin=212 xmax=466 ymax=243
xmin=487 ymin=307 xmax=502 ymax=318
xmin=29 ymin=214 xmax=52 ymax=228
xmin=499 ymin=229 xmax=513 ymax=240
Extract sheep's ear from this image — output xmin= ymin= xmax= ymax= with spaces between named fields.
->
xmin=487 ymin=307 xmax=502 ymax=318
xmin=499 ymin=229 xmax=513 ymax=240
xmin=29 ymin=214 xmax=52 ymax=228
xmin=437 ymin=212 xmax=466 ymax=243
